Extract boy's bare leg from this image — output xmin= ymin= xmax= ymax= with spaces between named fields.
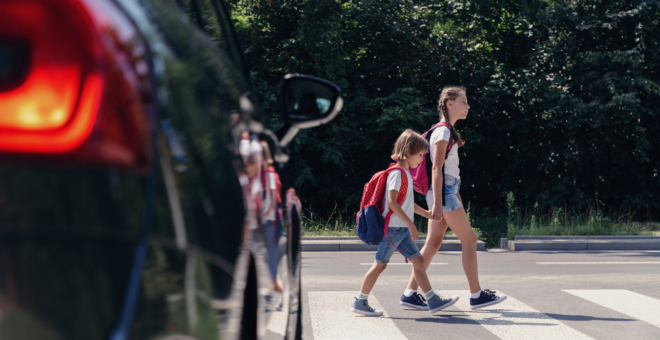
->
xmin=410 ymin=256 xmax=432 ymax=293
xmin=443 ymin=207 xmax=481 ymax=294
xmin=406 ymin=218 xmax=449 ymax=291
xmin=359 ymin=262 xmax=388 ymax=294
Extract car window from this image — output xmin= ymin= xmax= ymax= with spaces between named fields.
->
xmin=177 ymin=0 xmax=248 ymax=78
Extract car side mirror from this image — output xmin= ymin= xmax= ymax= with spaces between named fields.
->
xmin=275 ymin=74 xmax=342 ymax=146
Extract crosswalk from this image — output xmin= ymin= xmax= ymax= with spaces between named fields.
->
xmin=307 ymin=289 xmax=660 ymax=340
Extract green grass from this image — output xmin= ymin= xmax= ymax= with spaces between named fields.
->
xmin=301 ymin=202 xmax=660 ymax=249
xmin=301 ymin=205 xmax=434 ymax=237
xmin=506 ymin=207 xmax=660 ymax=239
xmin=301 ymin=205 xmax=481 ymax=238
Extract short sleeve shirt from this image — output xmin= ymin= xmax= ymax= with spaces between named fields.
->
xmin=260 ymin=172 xmax=277 ymax=221
xmin=382 ymin=169 xmax=414 ymax=228
xmin=429 ymin=126 xmax=460 ymax=180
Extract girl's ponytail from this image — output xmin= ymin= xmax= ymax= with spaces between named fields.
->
xmin=437 ymin=86 xmax=466 ymax=147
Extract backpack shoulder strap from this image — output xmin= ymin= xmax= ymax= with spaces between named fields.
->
xmin=387 ymin=164 xmax=408 ymax=206
xmin=439 ymin=122 xmax=453 ymax=159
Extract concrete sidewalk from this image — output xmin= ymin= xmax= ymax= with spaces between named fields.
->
xmin=301 ymin=236 xmax=486 ymax=252
xmin=506 ymin=235 xmax=660 ymax=251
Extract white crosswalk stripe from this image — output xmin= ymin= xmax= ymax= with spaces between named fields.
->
xmin=563 ymin=289 xmax=660 ymax=329
xmin=437 ymin=290 xmax=594 ymax=340
xmin=307 ymin=289 xmax=660 ymax=339
xmin=308 ymin=291 xmax=407 ymax=340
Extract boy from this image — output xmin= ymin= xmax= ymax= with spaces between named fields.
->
xmin=352 ymin=129 xmax=459 ymax=316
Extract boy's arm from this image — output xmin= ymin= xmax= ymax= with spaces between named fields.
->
xmin=387 ymin=189 xmax=419 ymax=240
xmin=263 ymin=188 xmax=275 ymax=217
xmin=414 ymin=203 xmax=430 ymax=219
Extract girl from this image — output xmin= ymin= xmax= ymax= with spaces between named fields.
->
xmin=261 ymin=141 xmax=285 ymax=300
xmin=399 ymin=87 xmax=507 ymax=310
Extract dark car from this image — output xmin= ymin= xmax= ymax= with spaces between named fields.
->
xmin=0 ymin=0 xmax=341 ymax=339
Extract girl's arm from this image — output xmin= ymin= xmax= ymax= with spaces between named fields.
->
xmin=263 ymin=175 xmax=276 ymax=218
xmin=430 ymin=140 xmax=448 ymax=220
xmin=414 ymin=203 xmax=430 ymax=219
xmin=387 ymin=189 xmax=419 ymax=240
xmin=457 ymin=192 xmax=463 ymax=204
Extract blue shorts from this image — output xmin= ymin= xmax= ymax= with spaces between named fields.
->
xmin=375 ymin=227 xmax=421 ymax=263
xmin=426 ymin=175 xmax=462 ymax=213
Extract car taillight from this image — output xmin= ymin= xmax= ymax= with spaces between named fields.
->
xmin=0 ymin=0 xmax=152 ymax=171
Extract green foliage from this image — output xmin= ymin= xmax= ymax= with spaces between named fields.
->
xmin=230 ymin=0 xmax=660 ymax=217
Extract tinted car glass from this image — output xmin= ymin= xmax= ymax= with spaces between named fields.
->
xmin=178 ymin=0 xmax=248 ymax=78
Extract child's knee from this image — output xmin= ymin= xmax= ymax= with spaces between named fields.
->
xmin=410 ymin=256 xmax=425 ymax=268
xmin=462 ymin=232 xmax=478 ymax=248
xmin=373 ymin=262 xmax=388 ymax=272
xmin=428 ymin=237 xmax=443 ymax=250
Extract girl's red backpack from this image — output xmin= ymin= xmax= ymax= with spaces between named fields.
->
xmin=408 ymin=122 xmax=453 ymax=205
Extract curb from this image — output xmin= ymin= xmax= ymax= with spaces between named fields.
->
xmin=505 ymin=235 xmax=660 ymax=251
xmin=301 ymin=236 xmax=486 ymax=252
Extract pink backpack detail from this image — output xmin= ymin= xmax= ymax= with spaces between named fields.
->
xmin=409 ymin=122 xmax=453 ymax=195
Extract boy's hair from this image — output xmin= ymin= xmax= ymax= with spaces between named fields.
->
xmin=391 ymin=129 xmax=429 ymax=162
xmin=261 ymin=141 xmax=274 ymax=167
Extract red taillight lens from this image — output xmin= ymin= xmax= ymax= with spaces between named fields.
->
xmin=0 ymin=0 xmax=151 ymax=170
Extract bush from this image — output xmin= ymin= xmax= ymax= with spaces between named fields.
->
xmin=230 ymin=0 xmax=660 ymax=218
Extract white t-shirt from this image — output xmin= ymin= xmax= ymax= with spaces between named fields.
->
xmin=382 ymin=169 xmax=414 ymax=228
xmin=429 ymin=126 xmax=460 ymax=181
xmin=260 ymin=172 xmax=277 ymax=221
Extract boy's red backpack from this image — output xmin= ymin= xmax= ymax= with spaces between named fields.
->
xmin=268 ymin=167 xmax=282 ymax=204
xmin=356 ymin=163 xmax=409 ymax=260
xmin=408 ymin=122 xmax=453 ymax=205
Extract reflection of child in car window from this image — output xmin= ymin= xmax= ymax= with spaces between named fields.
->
xmin=299 ymin=93 xmax=320 ymax=116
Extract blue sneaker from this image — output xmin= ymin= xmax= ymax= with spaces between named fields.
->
xmin=351 ymin=297 xmax=383 ymax=316
xmin=470 ymin=289 xmax=507 ymax=310
xmin=427 ymin=294 xmax=459 ymax=314
xmin=399 ymin=292 xmax=428 ymax=310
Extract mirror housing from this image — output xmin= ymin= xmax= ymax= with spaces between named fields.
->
xmin=274 ymin=74 xmax=342 ymax=147
xmin=279 ymin=74 xmax=343 ymax=128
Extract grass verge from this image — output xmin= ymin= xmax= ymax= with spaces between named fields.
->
xmin=301 ymin=202 xmax=660 ymax=249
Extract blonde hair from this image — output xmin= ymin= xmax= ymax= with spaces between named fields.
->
xmin=391 ymin=129 xmax=429 ymax=162
xmin=261 ymin=141 xmax=274 ymax=167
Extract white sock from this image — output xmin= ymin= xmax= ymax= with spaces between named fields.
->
xmin=403 ymin=289 xmax=416 ymax=297
xmin=424 ymin=289 xmax=435 ymax=299
xmin=471 ymin=290 xmax=482 ymax=299
xmin=358 ymin=292 xmax=369 ymax=300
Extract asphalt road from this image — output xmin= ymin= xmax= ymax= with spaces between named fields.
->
xmin=300 ymin=250 xmax=660 ymax=340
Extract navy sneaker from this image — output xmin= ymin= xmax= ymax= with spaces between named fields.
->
xmin=470 ymin=289 xmax=507 ymax=310
xmin=399 ymin=292 xmax=429 ymax=310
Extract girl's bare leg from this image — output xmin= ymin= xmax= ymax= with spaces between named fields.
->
xmin=406 ymin=218 xmax=449 ymax=291
xmin=443 ymin=207 xmax=481 ymax=294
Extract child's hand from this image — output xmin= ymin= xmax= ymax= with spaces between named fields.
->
xmin=430 ymin=204 xmax=443 ymax=221
xmin=424 ymin=210 xmax=431 ymax=219
xmin=408 ymin=225 xmax=419 ymax=241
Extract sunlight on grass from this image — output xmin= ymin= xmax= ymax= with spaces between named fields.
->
xmin=301 ymin=199 xmax=660 ymax=249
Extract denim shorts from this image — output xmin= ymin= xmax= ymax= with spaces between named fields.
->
xmin=375 ymin=227 xmax=421 ymax=263
xmin=426 ymin=175 xmax=462 ymax=213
